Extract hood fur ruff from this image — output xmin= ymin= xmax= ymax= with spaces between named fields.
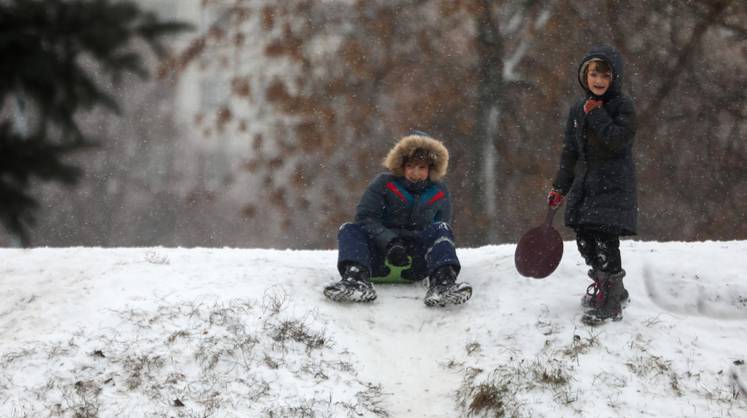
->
xmin=383 ymin=135 xmax=449 ymax=181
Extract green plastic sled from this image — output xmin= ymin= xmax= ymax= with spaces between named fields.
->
xmin=370 ymin=258 xmax=415 ymax=284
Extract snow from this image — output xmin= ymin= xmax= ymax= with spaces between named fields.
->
xmin=1 ymin=241 xmax=746 ymax=417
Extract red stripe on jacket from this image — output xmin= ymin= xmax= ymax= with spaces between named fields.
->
xmin=427 ymin=191 xmax=445 ymax=205
xmin=386 ymin=182 xmax=407 ymax=202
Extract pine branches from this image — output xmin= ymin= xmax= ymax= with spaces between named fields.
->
xmin=0 ymin=0 xmax=191 ymax=245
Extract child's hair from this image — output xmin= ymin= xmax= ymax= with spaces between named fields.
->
xmin=581 ymin=58 xmax=612 ymax=81
xmin=406 ymin=148 xmax=436 ymax=167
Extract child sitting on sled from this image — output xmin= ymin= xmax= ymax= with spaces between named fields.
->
xmin=324 ymin=133 xmax=472 ymax=307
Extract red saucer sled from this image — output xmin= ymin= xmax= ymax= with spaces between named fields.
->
xmin=514 ymin=206 xmax=563 ymax=278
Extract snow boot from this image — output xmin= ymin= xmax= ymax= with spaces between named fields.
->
xmin=324 ymin=263 xmax=377 ymax=303
xmin=581 ymin=269 xmax=629 ymax=309
xmin=424 ymin=265 xmax=472 ymax=307
xmin=581 ymin=271 xmax=624 ymax=325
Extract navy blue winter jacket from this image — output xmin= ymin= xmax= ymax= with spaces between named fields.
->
xmin=355 ymin=173 xmax=452 ymax=250
xmin=553 ymin=44 xmax=638 ymax=236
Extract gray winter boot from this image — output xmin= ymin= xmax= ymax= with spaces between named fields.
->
xmin=581 ymin=271 xmax=625 ymax=325
xmin=424 ymin=265 xmax=472 ymax=307
xmin=324 ymin=263 xmax=377 ymax=303
xmin=581 ymin=269 xmax=629 ymax=309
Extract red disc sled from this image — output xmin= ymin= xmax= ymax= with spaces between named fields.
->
xmin=515 ymin=206 xmax=564 ymax=279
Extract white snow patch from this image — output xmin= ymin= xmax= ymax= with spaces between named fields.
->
xmin=1 ymin=241 xmax=746 ymax=417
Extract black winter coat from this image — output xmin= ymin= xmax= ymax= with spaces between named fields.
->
xmin=355 ymin=173 xmax=452 ymax=250
xmin=553 ymin=44 xmax=638 ymax=236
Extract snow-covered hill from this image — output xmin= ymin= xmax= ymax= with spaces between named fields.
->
xmin=1 ymin=241 xmax=746 ymax=417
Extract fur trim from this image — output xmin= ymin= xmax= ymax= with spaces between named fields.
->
xmin=383 ymin=135 xmax=449 ymax=181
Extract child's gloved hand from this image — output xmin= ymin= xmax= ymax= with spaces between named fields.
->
xmin=386 ymin=239 xmax=410 ymax=266
xmin=583 ymin=98 xmax=603 ymax=114
xmin=547 ymin=189 xmax=565 ymax=208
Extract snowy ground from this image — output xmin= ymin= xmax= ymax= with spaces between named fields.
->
xmin=1 ymin=241 xmax=746 ymax=417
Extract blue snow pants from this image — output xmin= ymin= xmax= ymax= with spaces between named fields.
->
xmin=337 ymin=222 xmax=461 ymax=281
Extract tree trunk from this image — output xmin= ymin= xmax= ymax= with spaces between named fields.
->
xmin=473 ymin=1 xmax=504 ymax=244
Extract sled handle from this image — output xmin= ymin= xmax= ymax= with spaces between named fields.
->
xmin=543 ymin=206 xmax=559 ymax=228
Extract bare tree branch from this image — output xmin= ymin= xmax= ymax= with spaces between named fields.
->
xmin=639 ymin=0 xmax=732 ymax=128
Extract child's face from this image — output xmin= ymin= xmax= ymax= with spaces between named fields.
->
xmin=404 ymin=161 xmax=430 ymax=182
xmin=586 ymin=65 xmax=612 ymax=96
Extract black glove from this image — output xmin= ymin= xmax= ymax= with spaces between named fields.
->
xmin=386 ymin=239 xmax=410 ymax=266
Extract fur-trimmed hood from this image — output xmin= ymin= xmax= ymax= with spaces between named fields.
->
xmin=382 ymin=134 xmax=449 ymax=181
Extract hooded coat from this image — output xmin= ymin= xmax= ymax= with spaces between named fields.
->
xmin=553 ymin=44 xmax=638 ymax=235
xmin=355 ymin=135 xmax=452 ymax=250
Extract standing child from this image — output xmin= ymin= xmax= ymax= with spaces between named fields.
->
xmin=547 ymin=44 xmax=637 ymax=325
xmin=324 ymin=133 xmax=472 ymax=307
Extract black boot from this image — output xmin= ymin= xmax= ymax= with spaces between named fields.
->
xmin=581 ymin=269 xmax=629 ymax=309
xmin=324 ymin=263 xmax=377 ymax=302
xmin=581 ymin=271 xmax=625 ymax=325
xmin=424 ymin=265 xmax=472 ymax=307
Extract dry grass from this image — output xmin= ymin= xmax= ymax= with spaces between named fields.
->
xmin=0 ymin=288 xmax=387 ymax=417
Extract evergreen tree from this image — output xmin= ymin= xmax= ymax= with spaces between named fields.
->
xmin=0 ymin=0 xmax=190 ymax=246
